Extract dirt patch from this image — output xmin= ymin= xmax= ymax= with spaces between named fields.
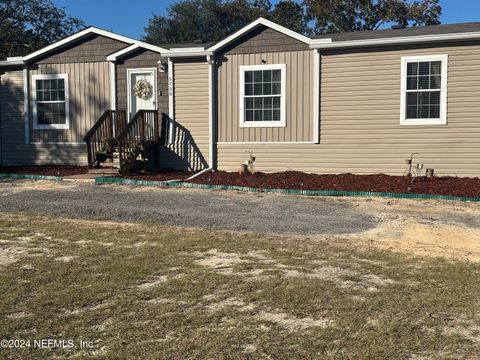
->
xmin=348 ymin=218 xmax=480 ymax=262
xmin=256 ymin=310 xmax=333 ymax=331
xmin=187 ymin=171 xmax=480 ymax=198
xmin=281 ymin=266 xmax=394 ymax=291
xmin=0 ymin=165 xmax=88 ymax=177
xmin=192 ymin=249 xmax=248 ymax=270
xmin=137 ymin=274 xmax=184 ymax=290
xmin=206 ymin=297 xmax=256 ymax=312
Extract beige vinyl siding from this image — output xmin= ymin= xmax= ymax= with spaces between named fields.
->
xmin=161 ymin=60 xmax=209 ymax=171
xmin=28 ymin=62 xmax=111 ymax=143
xmin=217 ymin=42 xmax=480 ymax=177
xmin=0 ymin=69 xmax=86 ymax=165
xmin=218 ymin=50 xmax=314 ymax=143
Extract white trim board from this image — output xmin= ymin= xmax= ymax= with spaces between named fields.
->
xmin=23 ymin=27 xmax=138 ymax=62
xmin=399 ymin=54 xmax=448 ymax=126
xmin=32 ymin=73 xmax=70 ymax=130
xmin=109 ymin=62 xmax=116 ymax=110
xmin=107 ymin=42 xmax=168 ymax=61
xmin=312 ymin=50 xmax=320 ymax=143
xmin=168 ymin=58 xmax=175 ymax=144
xmin=23 ymin=67 xmax=29 ymax=144
xmin=310 ymin=31 xmax=480 ymax=49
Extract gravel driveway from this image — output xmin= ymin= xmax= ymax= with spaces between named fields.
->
xmin=0 ymin=180 xmax=378 ymax=235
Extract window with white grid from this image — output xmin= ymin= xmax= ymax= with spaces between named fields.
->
xmin=240 ymin=64 xmax=286 ymax=127
xmin=33 ymin=74 xmax=69 ymax=129
xmin=401 ymin=55 xmax=447 ymax=125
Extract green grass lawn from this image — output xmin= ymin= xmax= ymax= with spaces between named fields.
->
xmin=0 ymin=213 xmax=479 ymax=359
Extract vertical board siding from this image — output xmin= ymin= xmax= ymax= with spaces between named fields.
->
xmin=217 ymin=42 xmax=480 ymax=177
xmin=217 ymin=50 xmax=313 ymax=143
xmin=29 ymin=62 xmax=111 ymax=143
xmin=0 ymin=70 xmax=86 ymax=165
xmin=161 ymin=60 xmax=209 ymax=171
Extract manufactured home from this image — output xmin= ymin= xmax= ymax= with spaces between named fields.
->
xmin=1 ymin=18 xmax=480 ymax=176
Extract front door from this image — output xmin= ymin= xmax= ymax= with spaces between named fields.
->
xmin=127 ymin=68 xmax=157 ymax=118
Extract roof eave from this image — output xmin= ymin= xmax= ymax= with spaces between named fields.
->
xmin=106 ymin=42 xmax=169 ymax=61
xmin=161 ymin=49 xmax=214 ymax=58
xmin=22 ymin=27 xmax=138 ymax=62
xmin=310 ymin=31 xmax=480 ymax=49
xmin=0 ymin=60 xmax=25 ymax=67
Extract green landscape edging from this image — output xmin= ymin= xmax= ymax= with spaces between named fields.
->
xmin=0 ymin=173 xmax=63 ymax=182
xmin=95 ymin=176 xmax=480 ymax=203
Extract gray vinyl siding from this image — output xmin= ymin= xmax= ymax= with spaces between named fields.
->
xmin=160 ymin=59 xmax=210 ymax=171
xmin=36 ymin=34 xmax=128 ymax=64
xmin=0 ymin=69 xmax=86 ymax=165
xmin=217 ymin=42 xmax=480 ymax=177
xmin=115 ymin=49 xmax=168 ymax=117
xmin=220 ymin=26 xmax=308 ymax=54
xmin=217 ymin=50 xmax=314 ymax=142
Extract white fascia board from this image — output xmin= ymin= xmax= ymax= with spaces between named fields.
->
xmin=0 ymin=60 xmax=24 ymax=66
xmin=208 ymin=17 xmax=332 ymax=53
xmin=162 ymin=50 xmax=214 ymax=58
xmin=22 ymin=27 xmax=138 ymax=62
xmin=310 ymin=31 xmax=480 ymax=49
xmin=106 ymin=42 xmax=168 ymax=61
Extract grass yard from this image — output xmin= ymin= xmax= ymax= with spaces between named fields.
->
xmin=0 ymin=213 xmax=479 ymax=359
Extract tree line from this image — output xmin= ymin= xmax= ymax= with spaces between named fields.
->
xmin=1 ymin=0 xmax=441 ymax=59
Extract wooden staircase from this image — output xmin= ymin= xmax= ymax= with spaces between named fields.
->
xmin=84 ymin=110 xmax=162 ymax=175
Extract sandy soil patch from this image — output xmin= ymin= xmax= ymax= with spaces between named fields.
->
xmin=256 ymin=310 xmax=333 ymax=331
xmin=137 ymin=274 xmax=184 ymax=290
xmin=342 ymin=197 xmax=480 ymax=262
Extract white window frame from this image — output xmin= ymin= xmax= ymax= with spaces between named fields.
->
xmin=239 ymin=64 xmax=286 ymax=128
xmin=32 ymin=73 xmax=70 ymax=130
xmin=400 ymin=54 xmax=448 ymax=126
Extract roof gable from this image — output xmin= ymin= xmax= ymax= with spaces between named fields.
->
xmin=219 ymin=25 xmax=309 ymax=54
xmin=208 ymin=17 xmax=331 ymax=53
xmin=22 ymin=27 xmax=138 ymax=62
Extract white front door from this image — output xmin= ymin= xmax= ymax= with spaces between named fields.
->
xmin=128 ymin=69 xmax=157 ymax=118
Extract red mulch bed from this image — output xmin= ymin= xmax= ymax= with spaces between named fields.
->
xmin=187 ymin=171 xmax=480 ymax=198
xmin=0 ymin=165 xmax=88 ymax=177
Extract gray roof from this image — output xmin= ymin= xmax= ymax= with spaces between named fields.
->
xmin=311 ymin=22 xmax=480 ymax=42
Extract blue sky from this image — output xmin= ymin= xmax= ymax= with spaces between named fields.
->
xmin=52 ymin=0 xmax=480 ymax=39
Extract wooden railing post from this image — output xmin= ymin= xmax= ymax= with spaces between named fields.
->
xmin=140 ymin=111 xmax=145 ymax=140
xmin=154 ymin=111 xmax=159 ymax=140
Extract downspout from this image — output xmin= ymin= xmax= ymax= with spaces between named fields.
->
xmin=185 ymin=54 xmax=215 ymax=181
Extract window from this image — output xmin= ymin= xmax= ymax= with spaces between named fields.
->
xmin=240 ymin=64 xmax=286 ymax=127
xmin=400 ymin=55 xmax=448 ymax=125
xmin=33 ymin=74 xmax=69 ymax=129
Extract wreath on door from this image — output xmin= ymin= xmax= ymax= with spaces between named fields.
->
xmin=133 ymin=79 xmax=153 ymax=100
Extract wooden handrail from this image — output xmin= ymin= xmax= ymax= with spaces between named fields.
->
xmin=117 ymin=110 xmax=160 ymax=171
xmin=84 ymin=110 xmax=127 ymax=168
